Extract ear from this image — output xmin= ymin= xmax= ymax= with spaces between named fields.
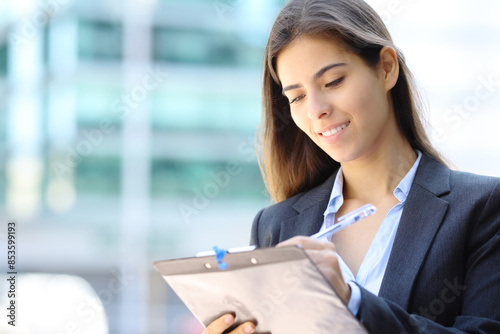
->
xmin=378 ymin=46 xmax=399 ymax=91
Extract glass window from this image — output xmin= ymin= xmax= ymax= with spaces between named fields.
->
xmin=0 ymin=42 xmax=7 ymax=76
xmin=153 ymin=27 xmax=263 ymax=67
xmin=151 ymin=159 xmax=264 ymax=198
xmin=78 ymin=20 xmax=123 ymax=60
xmin=76 ymin=155 xmax=121 ymax=195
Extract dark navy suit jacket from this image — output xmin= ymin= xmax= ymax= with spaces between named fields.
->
xmin=250 ymin=152 xmax=500 ymax=333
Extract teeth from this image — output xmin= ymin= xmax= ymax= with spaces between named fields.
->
xmin=322 ymin=121 xmax=350 ymax=136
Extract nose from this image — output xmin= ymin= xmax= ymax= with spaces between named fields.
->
xmin=307 ymin=91 xmax=331 ymax=120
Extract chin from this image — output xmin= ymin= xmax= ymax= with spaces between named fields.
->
xmin=323 ymin=147 xmax=362 ymax=165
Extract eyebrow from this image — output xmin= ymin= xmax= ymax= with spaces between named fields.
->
xmin=282 ymin=62 xmax=347 ymax=93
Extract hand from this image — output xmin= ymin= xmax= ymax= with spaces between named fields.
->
xmin=202 ymin=313 xmax=256 ymax=334
xmin=276 ymin=236 xmax=351 ymax=305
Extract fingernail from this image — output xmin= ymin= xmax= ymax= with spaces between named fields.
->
xmin=244 ymin=325 xmax=255 ymax=333
xmin=297 ymin=243 xmax=303 ymax=249
xmin=224 ymin=314 xmax=234 ymax=325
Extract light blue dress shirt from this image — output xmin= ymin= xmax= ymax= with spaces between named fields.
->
xmin=316 ymin=151 xmax=422 ymax=315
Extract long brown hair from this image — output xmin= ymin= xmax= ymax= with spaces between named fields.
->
xmin=259 ymin=0 xmax=446 ymax=203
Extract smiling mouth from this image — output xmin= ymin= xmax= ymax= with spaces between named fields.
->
xmin=321 ymin=121 xmax=350 ymax=137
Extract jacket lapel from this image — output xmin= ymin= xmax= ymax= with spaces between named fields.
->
xmin=378 ymin=153 xmax=451 ymax=308
xmin=278 ymin=171 xmax=338 ymax=242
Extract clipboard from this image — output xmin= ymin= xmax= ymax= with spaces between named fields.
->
xmin=153 ymin=246 xmax=368 ymax=333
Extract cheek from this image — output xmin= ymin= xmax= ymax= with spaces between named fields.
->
xmin=347 ymin=79 xmax=386 ymax=122
xmin=290 ymin=108 xmax=308 ymax=132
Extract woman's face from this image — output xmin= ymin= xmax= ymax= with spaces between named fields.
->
xmin=276 ymin=35 xmax=399 ymax=164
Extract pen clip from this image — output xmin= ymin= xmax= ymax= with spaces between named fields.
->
xmin=337 ymin=203 xmax=376 ymax=223
xmin=213 ymin=246 xmax=228 ymax=270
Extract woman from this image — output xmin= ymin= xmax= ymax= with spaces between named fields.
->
xmin=204 ymin=0 xmax=500 ymax=333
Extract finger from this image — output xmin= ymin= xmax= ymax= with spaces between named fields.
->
xmin=202 ymin=314 xmax=256 ymax=334
xmin=304 ymin=248 xmax=339 ymax=267
xmin=233 ymin=322 xmax=257 ymax=334
xmin=277 ymin=235 xmax=336 ymax=251
xmin=202 ymin=313 xmax=235 ymax=334
xmin=303 ymin=249 xmax=345 ymax=285
xmin=304 ymin=249 xmax=351 ymax=303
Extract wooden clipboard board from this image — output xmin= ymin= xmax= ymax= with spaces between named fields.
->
xmin=153 ymin=246 xmax=368 ymax=334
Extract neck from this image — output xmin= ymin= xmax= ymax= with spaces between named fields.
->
xmin=340 ymin=137 xmax=417 ymax=203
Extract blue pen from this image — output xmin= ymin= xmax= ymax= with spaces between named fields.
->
xmin=310 ymin=203 xmax=376 ymax=240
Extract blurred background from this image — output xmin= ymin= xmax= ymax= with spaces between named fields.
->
xmin=0 ymin=0 xmax=498 ymax=333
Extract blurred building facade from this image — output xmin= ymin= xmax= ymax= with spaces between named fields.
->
xmin=0 ymin=1 xmax=284 ymax=333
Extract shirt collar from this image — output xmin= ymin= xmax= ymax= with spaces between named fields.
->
xmin=324 ymin=167 xmax=344 ymax=218
xmin=324 ymin=150 xmax=423 ymax=217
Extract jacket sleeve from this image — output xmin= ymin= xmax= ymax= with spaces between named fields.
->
xmin=356 ymin=182 xmax=500 ymax=333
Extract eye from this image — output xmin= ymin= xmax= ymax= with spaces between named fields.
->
xmin=289 ymin=94 xmax=306 ymax=105
xmin=325 ymin=77 xmax=344 ymax=88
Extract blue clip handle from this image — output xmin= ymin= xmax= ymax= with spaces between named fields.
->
xmin=213 ymin=246 xmax=228 ymax=270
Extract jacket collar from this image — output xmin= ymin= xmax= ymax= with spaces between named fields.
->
xmin=278 ymin=171 xmax=338 ymax=241
xmin=411 ymin=151 xmax=451 ymax=197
